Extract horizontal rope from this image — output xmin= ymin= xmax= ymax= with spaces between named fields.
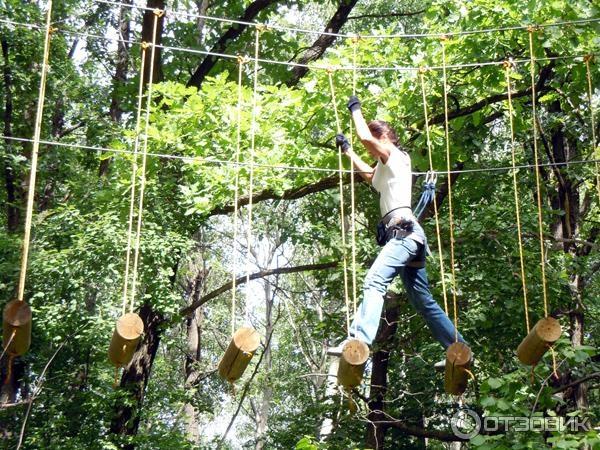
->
xmin=2 ymin=134 xmax=598 ymax=177
xmin=92 ymin=0 xmax=600 ymax=40
xmin=1 ymin=17 xmax=596 ymax=73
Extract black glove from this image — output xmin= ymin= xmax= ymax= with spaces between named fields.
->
xmin=335 ymin=133 xmax=350 ymax=153
xmin=347 ymin=95 xmax=361 ymax=113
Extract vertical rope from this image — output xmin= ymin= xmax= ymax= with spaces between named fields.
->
xmin=583 ymin=55 xmax=600 ymax=204
xmin=419 ymin=68 xmax=449 ymax=316
xmin=0 ymin=330 xmax=16 ymax=363
xmin=327 ymin=68 xmax=351 ymax=335
xmin=349 ymin=36 xmax=359 ymax=319
xmin=440 ymin=37 xmax=459 ymax=341
xmin=504 ymin=60 xmax=531 ymax=333
xmin=16 ymin=0 xmax=53 ymax=303
xmin=129 ymin=10 xmax=162 ymax=313
xmin=121 ymin=44 xmax=148 ymax=315
xmin=244 ymin=26 xmax=263 ymax=302
xmin=230 ymin=56 xmax=246 ymax=336
xmin=528 ymin=27 xmax=549 ymax=318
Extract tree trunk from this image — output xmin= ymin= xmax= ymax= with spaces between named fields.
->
xmin=0 ymin=357 xmax=26 ymax=442
xmin=141 ymin=0 xmax=165 ymax=87
xmin=365 ymin=293 xmax=401 ymax=449
xmin=109 ymin=303 xmax=164 ymax=448
xmin=100 ymin=0 xmax=132 ymax=177
xmin=194 ymin=0 xmax=210 ymax=47
xmin=545 ymin=99 xmax=589 ymax=413
xmin=182 ymin=262 xmax=207 ymax=445
xmin=1 ymin=38 xmax=20 ymax=232
xmin=254 ymin=280 xmax=274 ymax=450
xmin=183 ymin=307 xmax=203 ymax=444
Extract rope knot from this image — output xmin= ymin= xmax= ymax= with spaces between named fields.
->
xmin=527 ymin=24 xmax=540 ymax=33
xmin=236 ymin=54 xmax=248 ymax=65
xmin=141 ymin=41 xmax=150 ymax=50
xmin=326 ymin=66 xmax=335 ymax=74
xmin=440 ymin=34 xmax=449 ymax=41
xmin=152 ymin=8 xmax=165 ymax=17
xmin=502 ymin=59 xmax=514 ymax=69
xmin=348 ymin=33 xmax=360 ymax=44
xmin=418 ymin=66 xmax=429 ymax=74
xmin=49 ymin=26 xmax=58 ymax=34
xmin=255 ymin=24 xmax=268 ymax=33
xmin=583 ymin=54 xmax=595 ymax=64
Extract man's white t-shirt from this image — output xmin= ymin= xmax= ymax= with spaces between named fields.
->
xmin=371 ymin=146 xmax=412 ymax=218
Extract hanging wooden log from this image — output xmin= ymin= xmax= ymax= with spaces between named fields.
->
xmin=337 ymin=339 xmax=370 ymax=389
xmin=108 ymin=313 xmax=144 ymax=367
xmin=218 ymin=326 xmax=261 ymax=383
xmin=517 ymin=317 xmax=561 ymax=366
xmin=2 ymin=300 xmax=32 ymax=356
xmin=444 ymin=342 xmax=473 ymax=395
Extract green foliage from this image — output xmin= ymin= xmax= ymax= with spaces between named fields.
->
xmin=0 ymin=0 xmax=598 ymax=448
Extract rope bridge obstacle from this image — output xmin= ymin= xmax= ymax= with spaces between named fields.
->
xmin=0 ymin=3 xmax=597 ymax=402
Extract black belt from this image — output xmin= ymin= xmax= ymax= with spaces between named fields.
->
xmin=382 ymin=206 xmax=413 ymax=226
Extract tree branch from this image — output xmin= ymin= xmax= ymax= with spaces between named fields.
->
xmin=208 ymin=172 xmax=362 ymax=216
xmin=347 ymin=10 xmax=425 ymax=20
xmin=286 ymin=0 xmax=359 ymax=86
xmin=418 ymin=62 xmax=554 ymax=128
xmin=187 ymin=0 xmax=280 ymax=89
xmin=372 ymin=419 xmax=467 ymax=442
xmin=553 ymin=372 xmax=600 ymax=395
xmin=180 ymin=260 xmax=339 ymax=316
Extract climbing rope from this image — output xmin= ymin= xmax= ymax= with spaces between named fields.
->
xmin=15 ymin=0 xmax=53 ymax=304
xmin=230 ymin=55 xmax=246 ymax=336
xmin=121 ymin=43 xmax=149 ymax=315
xmin=418 ymin=68 xmax=449 ymax=315
xmin=583 ymin=55 xmax=599 ymax=204
xmin=440 ymin=36 xmax=460 ymax=341
xmin=349 ymin=35 xmax=359 ymax=320
xmin=244 ymin=25 xmax=264 ymax=302
xmin=129 ymin=9 xmax=163 ymax=312
xmin=528 ymin=27 xmax=550 ymax=318
xmin=327 ymin=68 xmax=351 ymax=335
xmin=503 ymin=60 xmax=530 ymax=333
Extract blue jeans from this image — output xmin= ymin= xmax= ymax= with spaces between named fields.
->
xmin=350 ymin=236 xmax=466 ymax=348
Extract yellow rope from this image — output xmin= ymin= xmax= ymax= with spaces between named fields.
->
xmin=528 ymin=27 xmax=549 ymax=318
xmin=0 ymin=330 xmax=16 ymax=363
xmin=440 ymin=37 xmax=459 ymax=341
xmin=349 ymin=35 xmax=359 ymax=319
xmin=549 ymin=345 xmax=559 ymax=379
xmin=129 ymin=10 xmax=162 ymax=313
xmin=16 ymin=0 xmax=53 ymax=303
xmin=503 ymin=61 xmax=531 ymax=334
xmin=462 ymin=367 xmax=476 ymax=382
xmin=419 ymin=68 xmax=449 ymax=316
xmin=230 ymin=56 xmax=246 ymax=336
xmin=245 ymin=26 xmax=263 ymax=293
xmin=327 ymin=68 xmax=351 ymax=335
xmin=584 ymin=55 xmax=600 ymax=204
xmin=121 ymin=44 xmax=148 ymax=315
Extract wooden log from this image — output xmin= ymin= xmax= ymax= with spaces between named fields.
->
xmin=2 ymin=300 xmax=32 ymax=356
xmin=108 ymin=313 xmax=144 ymax=367
xmin=337 ymin=339 xmax=370 ymax=389
xmin=444 ymin=342 xmax=472 ymax=395
xmin=218 ymin=326 xmax=261 ymax=383
xmin=517 ymin=317 xmax=562 ymax=366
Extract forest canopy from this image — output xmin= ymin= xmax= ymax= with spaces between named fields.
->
xmin=0 ymin=0 xmax=599 ymax=448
